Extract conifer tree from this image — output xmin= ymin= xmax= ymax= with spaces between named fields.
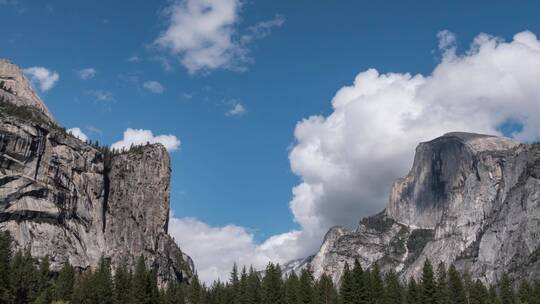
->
xmin=34 ymin=256 xmax=53 ymax=303
xmin=316 ymin=273 xmax=338 ymax=304
xmin=188 ymin=274 xmax=203 ymax=304
xmin=0 ymin=231 xmax=12 ymax=302
xmin=371 ymin=264 xmax=385 ymax=304
xmin=352 ymin=259 xmax=369 ymax=304
xmin=246 ymin=266 xmax=262 ymax=304
xmin=298 ymin=267 xmax=315 ymax=304
xmin=114 ymin=260 xmax=133 ymax=304
xmin=94 ymin=256 xmax=114 ymax=304
xmin=239 ymin=266 xmax=249 ymax=304
xmin=340 ymin=262 xmax=355 ymax=304
xmin=500 ymin=273 xmax=515 ymax=304
xmin=10 ymin=248 xmax=39 ymax=304
xmin=54 ymin=261 xmax=75 ymax=302
xmin=406 ymin=278 xmax=420 ymax=304
xmin=230 ymin=263 xmax=241 ymax=304
xmin=132 ymin=255 xmax=154 ymax=304
xmin=468 ymin=279 xmax=488 ymax=304
xmin=435 ymin=263 xmax=450 ymax=304
xmin=384 ymin=270 xmax=402 ymax=304
xmin=284 ymin=271 xmax=300 ymax=304
xmin=518 ymin=280 xmax=532 ymax=304
xmin=261 ymin=263 xmax=284 ymax=304
xmin=421 ymin=259 xmax=437 ymax=304
xmin=448 ymin=265 xmax=466 ymax=304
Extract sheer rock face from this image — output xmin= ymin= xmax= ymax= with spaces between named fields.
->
xmin=292 ymin=132 xmax=540 ymax=285
xmin=0 ymin=59 xmax=54 ymax=122
xmin=0 ymin=60 xmax=193 ymax=286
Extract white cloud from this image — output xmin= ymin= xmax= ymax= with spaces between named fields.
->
xmin=111 ymin=128 xmax=181 ymax=152
xmin=155 ymin=0 xmax=284 ymax=74
xmin=241 ymin=14 xmax=285 ymax=44
xmin=285 ymin=30 xmax=540 ymax=259
xmin=128 ymin=55 xmax=141 ymax=63
xmin=87 ymin=90 xmax=115 ymax=102
xmin=225 ymin=101 xmax=246 ymax=117
xmin=67 ymin=127 xmax=88 ymax=142
xmin=143 ymin=81 xmax=165 ymax=94
xmin=168 ymin=215 xmax=302 ymax=283
xmin=169 ymin=30 xmax=540 ymax=283
xmin=23 ymin=67 xmax=59 ymax=92
xmin=77 ymin=68 xmax=96 ymax=80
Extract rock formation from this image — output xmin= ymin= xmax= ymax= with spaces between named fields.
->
xmin=290 ymin=132 xmax=540 ymax=285
xmin=0 ymin=59 xmax=193 ymax=285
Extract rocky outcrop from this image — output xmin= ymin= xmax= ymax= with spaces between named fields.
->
xmin=292 ymin=132 xmax=540 ymax=285
xmin=0 ymin=59 xmax=193 ymax=286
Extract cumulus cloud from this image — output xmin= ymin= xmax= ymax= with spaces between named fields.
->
xmin=77 ymin=68 xmax=96 ymax=80
xmin=23 ymin=67 xmax=59 ymax=92
xmin=111 ymin=128 xmax=181 ymax=152
xmin=143 ymin=81 xmax=165 ymax=94
xmin=169 ymin=30 xmax=540 ymax=283
xmin=67 ymin=128 xmax=88 ymax=142
xmin=155 ymin=0 xmax=284 ymax=73
xmin=225 ymin=101 xmax=246 ymax=117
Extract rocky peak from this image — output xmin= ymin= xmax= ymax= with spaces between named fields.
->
xmin=0 ymin=59 xmax=55 ymax=122
xmin=290 ymin=132 xmax=540 ymax=285
xmin=0 ymin=59 xmax=193 ymax=286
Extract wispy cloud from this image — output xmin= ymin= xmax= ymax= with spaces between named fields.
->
xmin=86 ymin=90 xmax=115 ymax=102
xmin=143 ymin=81 xmax=165 ymax=94
xmin=76 ymin=68 xmax=96 ymax=80
xmin=67 ymin=128 xmax=89 ymax=142
xmin=23 ymin=67 xmax=59 ymax=92
xmin=225 ymin=101 xmax=246 ymax=117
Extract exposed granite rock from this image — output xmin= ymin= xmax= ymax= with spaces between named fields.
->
xmin=291 ymin=132 xmax=540 ymax=285
xmin=0 ymin=59 xmax=193 ymax=286
xmin=0 ymin=59 xmax=54 ymax=122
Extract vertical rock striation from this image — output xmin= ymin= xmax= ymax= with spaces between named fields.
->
xmin=0 ymin=59 xmax=193 ymax=285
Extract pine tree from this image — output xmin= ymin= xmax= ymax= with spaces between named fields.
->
xmin=10 ymin=248 xmax=39 ymax=304
xmin=384 ymin=270 xmax=402 ymax=304
xmin=352 ymin=259 xmax=369 ymax=304
xmin=298 ymin=267 xmax=315 ymax=304
xmin=315 ymin=273 xmax=338 ymax=304
xmin=188 ymin=274 xmax=202 ymax=304
xmin=371 ymin=264 xmax=385 ymax=304
xmin=0 ymin=231 xmax=12 ymax=302
xmin=132 ymin=255 xmax=153 ymax=304
xmin=34 ymin=256 xmax=53 ymax=303
xmin=406 ymin=278 xmax=420 ymax=304
xmin=71 ymin=269 xmax=96 ymax=304
xmin=230 ymin=263 xmax=241 ymax=304
xmin=246 ymin=266 xmax=262 ymax=304
xmin=54 ymin=261 xmax=75 ymax=302
xmin=448 ymin=265 xmax=466 ymax=304
xmin=469 ymin=280 xmax=488 ymax=304
xmin=340 ymin=262 xmax=355 ymax=304
xmin=261 ymin=263 xmax=283 ymax=304
xmin=162 ymin=281 xmax=185 ymax=304
xmin=489 ymin=285 xmax=502 ymax=304
xmin=518 ymin=280 xmax=532 ymax=304
xmin=239 ymin=266 xmax=249 ymax=304
xmin=284 ymin=271 xmax=299 ymax=304
xmin=421 ymin=259 xmax=437 ymax=304
xmin=114 ymin=260 xmax=132 ymax=304
xmin=435 ymin=263 xmax=450 ymax=304
xmin=500 ymin=273 xmax=515 ymax=304
xmin=94 ymin=256 xmax=114 ymax=304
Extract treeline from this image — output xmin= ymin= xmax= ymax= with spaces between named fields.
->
xmin=0 ymin=229 xmax=538 ymax=304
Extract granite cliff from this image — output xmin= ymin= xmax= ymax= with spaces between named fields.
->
xmin=0 ymin=59 xmax=193 ymax=286
xmin=290 ymin=132 xmax=540 ymax=285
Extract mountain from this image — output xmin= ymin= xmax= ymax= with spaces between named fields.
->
xmin=290 ymin=132 xmax=540 ymax=285
xmin=0 ymin=59 xmax=193 ymax=286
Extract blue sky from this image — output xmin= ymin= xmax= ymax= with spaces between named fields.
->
xmin=2 ymin=0 xmax=540 ymax=281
